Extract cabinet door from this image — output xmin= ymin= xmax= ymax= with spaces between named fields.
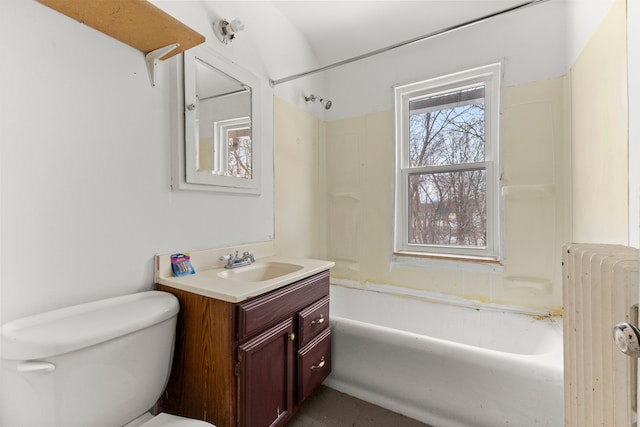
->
xmin=237 ymin=318 xmax=295 ymax=427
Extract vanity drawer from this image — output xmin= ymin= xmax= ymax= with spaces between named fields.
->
xmin=297 ymin=328 xmax=331 ymax=404
xmin=237 ymin=270 xmax=329 ymax=340
xmin=297 ymin=296 xmax=329 ymax=348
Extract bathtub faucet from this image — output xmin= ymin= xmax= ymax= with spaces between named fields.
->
xmin=220 ymin=250 xmax=255 ymax=269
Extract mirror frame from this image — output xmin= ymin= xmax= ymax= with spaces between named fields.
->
xmin=171 ymin=45 xmax=262 ymax=194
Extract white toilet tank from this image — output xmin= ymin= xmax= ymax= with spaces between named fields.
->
xmin=0 ymin=291 xmax=180 ymax=427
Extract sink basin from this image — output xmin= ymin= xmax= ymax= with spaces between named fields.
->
xmin=217 ymin=262 xmax=304 ymax=282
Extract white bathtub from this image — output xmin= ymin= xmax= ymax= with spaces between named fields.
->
xmin=324 ymin=283 xmax=564 ymax=427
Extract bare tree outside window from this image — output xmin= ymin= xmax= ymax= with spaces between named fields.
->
xmin=407 ymin=86 xmax=487 ymax=248
xmin=227 ymin=128 xmax=252 ymax=179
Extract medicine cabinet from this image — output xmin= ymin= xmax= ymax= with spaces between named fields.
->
xmin=172 ymin=45 xmax=262 ymax=194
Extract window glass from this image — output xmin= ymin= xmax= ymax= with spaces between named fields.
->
xmin=408 ymin=170 xmax=487 ymax=247
xmin=408 ymin=86 xmax=485 ymax=167
xmin=227 ymin=126 xmax=252 ymax=179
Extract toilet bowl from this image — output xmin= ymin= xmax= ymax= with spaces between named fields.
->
xmin=0 ymin=291 xmax=215 ymax=427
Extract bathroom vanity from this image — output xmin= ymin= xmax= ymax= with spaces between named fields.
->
xmin=154 ymin=250 xmax=333 ymax=427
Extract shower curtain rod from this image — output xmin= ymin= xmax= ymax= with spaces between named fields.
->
xmin=268 ymin=0 xmax=548 ymax=87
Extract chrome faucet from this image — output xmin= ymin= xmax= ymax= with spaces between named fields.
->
xmin=220 ymin=251 xmax=255 ymax=269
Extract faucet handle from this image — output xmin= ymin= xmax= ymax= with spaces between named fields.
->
xmin=220 ymin=253 xmax=235 ymax=265
xmin=219 ymin=253 xmax=237 ymax=268
xmin=243 ymin=251 xmax=256 ymax=262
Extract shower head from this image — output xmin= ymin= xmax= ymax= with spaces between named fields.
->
xmin=304 ymin=94 xmax=332 ymax=110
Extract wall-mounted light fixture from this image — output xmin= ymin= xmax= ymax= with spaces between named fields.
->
xmin=213 ymin=18 xmax=245 ymax=45
xmin=304 ymin=94 xmax=332 ymax=110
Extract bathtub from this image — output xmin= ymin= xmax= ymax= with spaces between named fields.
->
xmin=324 ymin=283 xmax=564 ymax=427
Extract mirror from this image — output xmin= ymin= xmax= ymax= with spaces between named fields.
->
xmin=192 ymin=58 xmax=251 ymax=178
xmin=175 ymin=46 xmax=261 ymax=193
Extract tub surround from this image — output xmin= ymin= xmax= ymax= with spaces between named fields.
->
xmin=331 ymin=277 xmax=554 ymax=317
xmin=155 ymin=242 xmax=335 ymax=302
xmin=321 ymin=76 xmax=569 ymax=314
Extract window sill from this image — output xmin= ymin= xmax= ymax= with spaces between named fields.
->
xmin=394 ymin=250 xmax=500 ymax=263
xmin=391 ymin=251 xmax=503 ymax=273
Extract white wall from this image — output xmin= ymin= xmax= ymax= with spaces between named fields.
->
xmin=315 ymin=0 xmax=615 ymax=122
xmin=0 ymin=0 xmax=319 ymax=323
xmin=322 ymin=0 xmax=567 ymax=121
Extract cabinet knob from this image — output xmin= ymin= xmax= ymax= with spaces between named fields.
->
xmin=311 ymin=314 xmax=325 ymax=325
xmin=311 ymin=356 xmax=326 ymax=370
xmin=289 ymin=333 xmax=296 ymax=342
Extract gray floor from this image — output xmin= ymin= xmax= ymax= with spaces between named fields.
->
xmin=288 ymin=386 xmax=434 ymax=427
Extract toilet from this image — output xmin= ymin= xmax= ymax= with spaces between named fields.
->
xmin=0 ymin=291 xmax=214 ymax=427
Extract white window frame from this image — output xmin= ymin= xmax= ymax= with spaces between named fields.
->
xmin=212 ymin=116 xmax=251 ymax=177
xmin=393 ymin=63 xmax=502 ymax=261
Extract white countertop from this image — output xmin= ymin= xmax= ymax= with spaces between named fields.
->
xmin=156 ymin=256 xmax=334 ymax=303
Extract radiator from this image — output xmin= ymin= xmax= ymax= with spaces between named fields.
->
xmin=563 ymin=243 xmax=640 ymax=427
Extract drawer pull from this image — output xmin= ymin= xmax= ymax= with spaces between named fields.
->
xmin=311 ymin=314 xmax=325 ymax=325
xmin=289 ymin=333 xmax=296 ymax=342
xmin=311 ymin=356 xmax=326 ymax=370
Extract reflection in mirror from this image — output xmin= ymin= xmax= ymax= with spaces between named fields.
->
xmin=194 ymin=58 xmax=252 ymax=179
xmin=179 ymin=46 xmax=261 ymax=193
xmin=211 ymin=117 xmax=251 ymax=178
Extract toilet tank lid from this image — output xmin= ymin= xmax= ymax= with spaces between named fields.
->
xmin=1 ymin=291 xmax=179 ymax=361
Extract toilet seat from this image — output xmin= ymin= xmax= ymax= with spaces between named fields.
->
xmin=139 ymin=413 xmax=216 ymax=427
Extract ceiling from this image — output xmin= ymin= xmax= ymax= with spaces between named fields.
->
xmin=270 ymin=1 xmax=534 ymax=66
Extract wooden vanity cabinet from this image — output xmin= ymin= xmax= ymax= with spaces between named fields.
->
xmin=156 ymin=270 xmax=331 ymax=427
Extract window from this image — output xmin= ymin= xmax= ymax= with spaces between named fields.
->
xmin=394 ymin=64 xmax=501 ymax=260
xmin=213 ymin=117 xmax=252 ymax=179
